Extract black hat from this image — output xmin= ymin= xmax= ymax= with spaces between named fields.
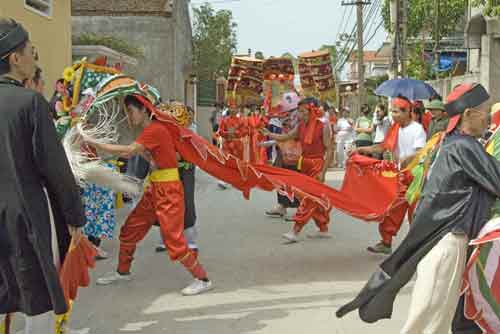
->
xmin=0 ymin=19 xmax=29 ymax=59
xmin=445 ymin=84 xmax=490 ymax=117
xmin=298 ymin=97 xmax=320 ymax=108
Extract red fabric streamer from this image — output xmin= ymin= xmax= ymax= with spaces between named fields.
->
xmin=382 ymin=123 xmax=400 ymax=152
xmin=133 ymin=94 xmax=157 ymax=115
xmin=446 ymin=115 xmax=461 ymax=134
xmin=59 ymin=237 xmax=97 ymax=304
xmin=422 ymin=111 xmax=433 ymax=132
xmin=303 ymin=105 xmax=324 ymax=145
xmin=157 ymin=119 xmax=399 ymax=222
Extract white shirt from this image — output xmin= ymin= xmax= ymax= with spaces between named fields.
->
xmin=373 ymin=116 xmax=391 ymax=143
xmin=396 ymin=121 xmax=427 ymax=161
xmin=268 ymin=117 xmax=283 ymax=128
xmin=335 ymin=118 xmax=355 ymax=143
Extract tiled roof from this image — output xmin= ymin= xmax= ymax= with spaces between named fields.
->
xmin=72 ymin=0 xmax=173 ymax=17
xmin=349 ymin=50 xmax=389 ymax=62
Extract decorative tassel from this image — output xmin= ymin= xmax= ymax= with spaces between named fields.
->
xmin=55 ymin=301 xmax=72 ymax=334
xmin=1 ymin=313 xmax=12 ymax=334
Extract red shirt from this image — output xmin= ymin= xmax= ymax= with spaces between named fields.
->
xmin=298 ymin=120 xmax=326 ymax=158
xmin=136 ymin=120 xmax=178 ymax=169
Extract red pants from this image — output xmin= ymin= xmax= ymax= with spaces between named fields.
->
xmin=293 ymin=157 xmax=330 ymax=233
xmin=222 ymin=139 xmax=244 ymax=160
xmin=118 ymin=181 xmax=207 ymax=279
xmin=379 ymin=173 xmax=415 ymax=245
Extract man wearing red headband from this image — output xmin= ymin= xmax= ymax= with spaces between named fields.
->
xmin=337 ymin=83 xmax=500 ymax=334
xmin=88 ymin=95 xmax=213 ymax=296
xmin=263 ymin=97 xmax=333 ymax=242
xmin=352 ymin=95 xmax=427 ymax=254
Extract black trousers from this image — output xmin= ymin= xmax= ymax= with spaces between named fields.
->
xmin=180 ymin=167 xmax=197 ymax=229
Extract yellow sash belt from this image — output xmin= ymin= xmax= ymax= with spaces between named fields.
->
xmin=149 ymin=168 xmax=180 ymax=182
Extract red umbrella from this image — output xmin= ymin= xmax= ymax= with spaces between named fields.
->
xmin=59 ymin=237 xmax=97 ymax=304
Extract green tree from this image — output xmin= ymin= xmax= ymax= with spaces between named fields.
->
xmin=472 ymin=0 xmax=500 ymax=17
xmin=254 ymin=51 xmax=265 ymax=60
xmin=319 ymin=44 xmax=338 ymax=69
xmin=407 ymin=41 xmax=433 ymax=80
xmin=192 ymin=3 xmax=238 ymax=80
xmin=381 ymin=0 xmax=466 ymax=39
xmin=281 ymin=52 xmax=298 ymax=73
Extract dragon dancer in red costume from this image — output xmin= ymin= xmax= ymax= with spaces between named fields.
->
xmin=247 ymin=105 xmax=268 ymax=164
xmin=218 ymin=103 xmax=249 ymax=160
xmin=351 ymin=96 xmax=427 ymax=254
xmin=88 ymin=95 xmax=213 ymax=296
xmin=263 ymin=97 xmax=333 ymax=242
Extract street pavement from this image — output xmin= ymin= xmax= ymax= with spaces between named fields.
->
xmin=15 ymin=170 xmax=413 ymax=334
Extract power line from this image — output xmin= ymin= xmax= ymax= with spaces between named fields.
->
xmin=335 ymin=0 xmax=380 ymax=71
xmin=336 ymin=19 xmax=384 ymax=72
xmin=335 ymin=6 xmax=349 ymax=45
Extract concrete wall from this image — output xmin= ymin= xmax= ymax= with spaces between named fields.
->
xmin=429 ymin=13 xmax=499 ymax=103
xmin=172 ymin=0 xmax=193 ymax=104
xmin=427 ymin=73 xmax=481 ymax=100
xmin=0 ymin=1 xmax=72 ymax=97
xmin=196 ymin=105 xmax=214 ymax=140
xmin=480 ymin=33 xmax=500 ymax=102
xmin=72 ymin=0 xmax=193 ymax=102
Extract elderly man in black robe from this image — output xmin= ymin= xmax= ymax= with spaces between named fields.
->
xmin=0 ymin=18 xmax=85 ymax=333
xmin=337 ymin=83 xmax=498 ymax=334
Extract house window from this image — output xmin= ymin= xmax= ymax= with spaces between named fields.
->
xmin=25 ymin=0 xmax=53 ymax=18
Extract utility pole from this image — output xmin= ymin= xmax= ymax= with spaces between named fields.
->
xmin=434 ymin=0 xmax=440 ymax=75
xmin=400 ymin=0 xmax=408 ymax=77
xmin=390 ymin=0 xmax=399 ymax=78
xmin=342 ymin=0 xmax=370 ymax=115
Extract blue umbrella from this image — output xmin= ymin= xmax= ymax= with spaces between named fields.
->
xmin=374 ymin=78 xmax=438 ymax=100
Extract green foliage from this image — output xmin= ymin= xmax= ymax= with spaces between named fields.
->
xmin=254 ymin=51 xmax=265 ymax=60
xmin=192 ymin=3 xmax=238 ymax=80
xmin=407 ymin=41 xmax=433 ymax=80
xmin=72 ymin=33 xmax=144 ymax=58
xmin=472 ymin=0 xmax=500 ymax=17
xmin=365 ymin=74 xmax=389 ymax=92
xmin=319 ymin=44 xmax=338 ymax=69
xmin=382 ymin=0 xmax=466 ymax=39
xmin=281 ymin=52 xmax=298 ymax=73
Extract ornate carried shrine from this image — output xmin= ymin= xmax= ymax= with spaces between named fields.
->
xmin=298 ymin=50 xmax=336 ymax=102
xmin=226 ymin=56 xmax=264 ymax=106
xmin=262 ymin=57 xmax=295 ymax=116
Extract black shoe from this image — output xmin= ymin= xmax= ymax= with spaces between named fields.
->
xmin=367 ymin=242 xmax=392 ymax=255
xmin=155 ymin=245 xmax=167 ymax=253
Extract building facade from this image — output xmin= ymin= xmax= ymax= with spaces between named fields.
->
xmin=0 ymin=1 xmax=72 ymax=97
xmin=71 ymin=0 xmax=194 ymax=105
xmin=428 ymin=3 xmax=500 ymax=100
xmin=347 ymin=50 xmax=390 ymax=81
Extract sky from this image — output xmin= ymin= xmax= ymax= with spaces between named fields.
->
xmin=190 ymin=0 xmax=388 ymax=58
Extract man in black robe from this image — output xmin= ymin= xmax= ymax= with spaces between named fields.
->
xmin=0 ymin=18 xmax=85 ymax=333
xmin=336 ymin=83 xmax=498 ymax=334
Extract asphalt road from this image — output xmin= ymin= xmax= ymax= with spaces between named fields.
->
xmin=14 ymin=170 xmax=413 ymax=334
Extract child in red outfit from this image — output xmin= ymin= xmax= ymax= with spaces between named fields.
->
xmin=91 ymin=95 xmax=212 ymax=296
